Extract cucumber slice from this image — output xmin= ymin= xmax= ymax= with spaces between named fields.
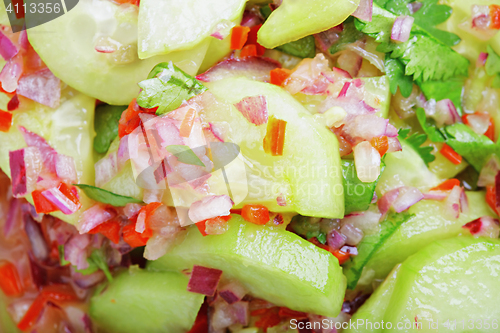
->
xmin=90 ymin=269 xmax=203 ymax=333
xmin=148 ymin=215 xmax=346 ymax=317
xmin=25 ymin=0 xmax=210 ymax=105
xmin=204 ymin=77 xmax=344 ymax=218
xmin=257 ymin=0 xmax=360 ymax=49
xmin=0 ymin=92 xmax=96 ymax=225
xmin=138 ymin=0 xmax=245 ymax=58
xmin=363 ymin=191 xmax=495 ymax=282
xmin=349 ymin=237 xmax=500 ymax=332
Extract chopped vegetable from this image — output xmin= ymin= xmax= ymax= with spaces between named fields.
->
xmin=240 ymin=44 xmax=258 ymax=58
xmin=230 ymin=26 xmax=251 ymax=50
xmin=166 ymin=145 xmax=205 ymax=167
xmin=187 ymin=265 xmax=222 ymax=296
xmin=370 ymin=136 xmax=389 ymax=157
xmin=0 ymin=261 xmax=23 ymax=297
xmin=263 ymin=115 xmax=286 ymax=156
xmin=0 ymin=110 xmax=12 ymax=132
xmin=269 ymin=68 xmax=291 ymax=86
xmin=398 ymin=129 xmax=435 ymax=166
xmin=123 ymin=223 xmax=149 ymax=248
xmin=241 ymin=204 xmax=269 ymax=225
xmin=234 ymin=95 xmax=268 ymax=125
xmin=74 ymin=184 xmax=143 ymax=207
xmin=94 ymin=104 xmax=128 ymax=154
xmin=32 ymin=189 xmax=59 ymax=213
xmin=88 ymin=220 xmax=121 ymax=244
xmin=440 ymin=143 xmax=462 ymax=165
xmin=431 ymin=178 xmax=460 ymax=191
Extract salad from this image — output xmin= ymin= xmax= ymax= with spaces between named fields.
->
xmin=1 ymin=0 xmax=500 ymax=332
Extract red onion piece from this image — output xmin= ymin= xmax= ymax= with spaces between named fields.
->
xmin=206 ymin=123 xmax=224 ymax=142
xmin=17 ymin=69 xmax=61 ymax=108
xmin=339 ymin=223 xmax=363 ymax=246
xmin=391 ymin=16 xmax=414 ymax=43
xmin=196 ymin=57 xmax=281 ymax=83
xmin=445 ymin=185 xmax=463 ymax=219
xmin=5 ymin=198 xmax=21 ymax=237
xmin=95 ymin=45 xmax=116 ymax=53
xmin=72 ymin=270 xmax=105 ymax=289
xmin=230 ymin=301 xmax=249 ymax=325
xmin=55 ymin=154 xmax=78 ymax=183
xmin=378 ymin=187 xmax=401 ymax=216
xmin=477 ymin=52 xmax=489 ymax=67
xmin=41 ymin=186 xmax=81 ymax=215
xmin=0 ymin=31 xmax=18 ymax=60
xmin=327 ymin=230 xmax=347 ymax=251
xmin=407 ymin=2 xmax=422 ymax=14
xmin=314 ymin=27 xmax=342 ymax=53
xmin=465 ymin=112 xmax=490 ymax=136
xmin=276 ymin=194 xmax=287 ymax=207
xmin=117 ymin=135 xmax=130 ymax=168
xmin=187 ymin=265 xmax=223 ymax=296
xmin=386 ymin=137 xmax=402 ymax=153
xmin=234 ymin=95 xmax=268 ymax=126
xmin=423 ymin=190 xmax=448 ymax=201
xmin=9 ymin=147 xmax=42 ymax=197
xmin=392 ymin=186 xmax=424 ymax=213
xmin=478 ymin=156 xmax=500 ymax=187
xmin=463 ymin=216 xmax=500 ymax=238
xmin=78 ymin=204 xmax=115 ymax=234
xmin=495 ymin=171 xmax=500 ymax=209
xmin=432 ymin=99 xmax=460 ymax=126
xmin=20 ymin=126 xmax=58 ymax=173
xmin=19 ymin=30 xmax=29 ymax=51
xmin=352 ymin=0 xmax=373 ymax=22
xmin=241 ymin=10 xmax=262 ymax=27
xmin=338 ymin=82 xmax=351 ymax=98
xmin=218 ymin=281 xmax=247 ymax=304
xmin=24 ymin=214 xmax=49 ymax=262
xmin=459 ymin=186 xmax=469 ymax=213
xmin=7 ymin=94 xmax=19 ymax=111
xmin=0 ymin=55 xmax=23 ymax=93
xmin=188 ymin=195 xmax=233 ymax=223
xmin=65 ymin=234 xmax=91 ymax=270
xmin=210 ymin=32 xmax=224 ymax=40
xmin=94 ymin=152 xmax=118 ymax=187
xmin=155 ymin=119 xmax=183 ymax=147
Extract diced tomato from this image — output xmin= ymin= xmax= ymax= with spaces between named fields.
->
xmin=0 ymin=261 xmax=23 ymax=297
xmin=17 ymin=295 xmax=45 ymax=331
xmin=230 ymin=26 xmax=251 ymax=50
xmin=278 ymin=307 xmax=308 ymax=319
xmin=440 ymin=144 xmax=462 ymax=165
xmin=89 ymin=220 xmax=121 ymax=244
xmin=269 ymin=68 xmax=292 ymax=86
xmin=110 ymin=0 xmax=140 ymax=5
xmin=254 ymin=307 xmax=281 ymax=333
xmin=246 ymin=24 xmax=266 ymax=56
xmin=240 ymin=44 xmax=258 ymax=58
xmin=118 ymin=99 xmax=156 ymax=138
xmin=486 ymin=185 xmax=498 ymax=214
xmin=58 ymin=183 xmax=81 ymax=208
xmin=491 ymin=5 xmax=500 ymax=29
xmin=188 ymin=302 xmax=209 ymax=333
xmin=0 ymin=110 xmax=13 ymax=132
xmin=370 ymin=136 xmax=389 ymax=157
xmin=431 ymin=179 xmax=460 ymax=191
xmin=32 ymin=190 xmax=59 ymax=214
xmin=241 ymin=204 xmax=269 ymax=225
xmin=137 ymin=202 xmax=163 ymax=238
xmin=331 ymin=249 xmax=351 ymax=265
xmin=122 ymin=224 xmax=149 ymax=248
xmin=263 ymin=116 xmax=287 ymax=156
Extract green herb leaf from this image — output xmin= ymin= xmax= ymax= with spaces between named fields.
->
xmin=399 ymin=128 xmax=435 ymax=166
xmin=342 ymin=159 xmax=384 ymax=215
xmin=385 ymin=56 xmax=413 ymax=97
xmin=58 ymin=245 xmax=70 ymax=267
xmin=417 ymin=76 xmax=465 ymax=115
xmin=445 ymin=123 xmax=498 ymax=172
xmin=166 ymin=145 xmax=205 ymax=167
xmin=344 ymin=212 xmax=412 ymax=289
xmin=485 ymin=45 xmax=500 ymax=87
xmin=275 ymin=36 xmax=316 ymax=58
xmin=415 ymin=108 xmax=445 ymax=142
xmin=328 ymin=20 xmax=364 ymax=55
xmin=289 ymin=215 xmax=320 ymax=239
xmin=74 ymin=184 xmax=143 ymax=206
xmin=317 ymin=232 xmax=327 ymax=245
xmin=137 ymin=62 xmax=207 ymax=116
xmin=93 ymin=104 xmax=128 ymax=154
xmin=89 ymin=250 xmax=113 ymax=282
xmin=355 ymin=4 xmax=468 ymax=82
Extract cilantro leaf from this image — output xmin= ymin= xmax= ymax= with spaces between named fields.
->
xmin=398 ymin=128 xmax=435 ymax=166
xmin=89 ymin=250 xmax=113 ymax=281
xmin=276 ymin=36 xmax=316 ymax=58
xmin=93 ymin=104 xmax=127 ymax=154
xmin=74 ymin=184 xmax=143 ymax=206
xmin=344 ymin=212 xmax=412 ymax=289
xmin=385 ymin=55 xmax=413 ymax=97
xmin=485 ymin=45 xmax=500 ymax=88
xmin=317 ymin=232 xmax=327 ymax=245
xmin=417 ymin=76 xmax=465 ymax=115
xmin=415 ymin=108 xmax=445 ymax=142
xmin=137 ymin=62 xmax=207 ymax=116
xmin=355 ymin=4 xmax=469 ymax=82
xmin=166 ymin=145 xmax=205 ymax=167
xmin=342 ymin=159 xmax=384 ymax=214
xmin=445 ymin=123 xmax=499 ymax=172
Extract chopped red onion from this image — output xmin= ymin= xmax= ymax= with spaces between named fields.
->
xmin=337 ymin=50 xmax=363 ymax=77
xmin=94 ymin=153 xmax=118 ymax=187
xmin=276 ymin=194 xmax=287 ymax=206
xmin=155 ymin=119 xmax=183 ymax=147
xmin=218 ymin=281 xmax=247 ymax=304
xmin=339 ymin=223 xmax=363 ymax=246
xmin=65 ymin=234 xmax=91 ymax=270
xmin=210 ymin=32 xmax=224 ymax=40
xmin=230 ymin=301 xmax=249 ymax=325
xmin=41 ymin=186 xmax=81 ymax=215
xmin=234 ymin=95 xmax=268 ymax=126
xmin=386 ymin=137 xmax=402 ymax=153
xmin=5 ymin=198 xmax=21 ymax=237
xmin=9 ymin=147 xmax=42 ymax=197
xmin=423 ymin=190 xmax=448 ymax=201
xmin=477 ymin=52 xmax=489 ymax=67
xmin=407 ymin=2 xmax=422 ymax=14
xmin=352 ymin=0 xmax=373 ymax=22
xmin=343 ymin=115 xmax=388 ymax=143
xmin=24 ymin=214 xmax=49 ymax=262
xmin=314 ymin=27 xmax=342 ymax=53
xmin=353 ymin=141 xmax=381 ymax=183
xmin=187 ymin=265 xmax=223 ymax=296
xmin=459 ymin=186 xmax=469 ymax=213
xmin=0 ymin=55 xmax=23 ymax=93
xmin=117 ymin=135 xmax=130 ymax=168
xmin=465 ymin=112 xmax=490 ymax=136
xmin=123 ymin=203 xmax=142 ymax=218
xmin=327 ymin=230 xmax=347 ymax=251
xmin=340 ymin=245 xmax=358 ymax=256
xmin=143 ymin=189 xmax=164 ymax=204
xmin=78 ymin=204 xmax=115 ymax=234
xmin=338 ymin=82 xmax=351 ymax=98
xmin=17 ymin=69 xmax=61 ymax=109
xmin=342 ymin=210 xmax=381 ymax=233
xmin=196 ymin=57 xmax=281 ymax=83
xmin=72 ymin=270 xmax=105 ymax=289
xmin=471 ymin=5 xmax=491 ymax=30
xmin=19 ymin=30 xmax=29 ymax=51
xmin=19 ymin=126 xmax=58 ymax=173
xmin=392 ymin=186 xmax=424 ymax=213
xmin=495 ymin=171 xmax=500 ymax=209
xmin=431 ymin=99 xmax=460 ymax=126
xmin=188 ymin=195 xmax=233 ymax=223
xmin=391 ymin=16 xmax=414 ymax=42
xmin=7 ymin=94 xmax=19 ymax=111
xmin=0 ymin=31 xmax=18 ymax=60
xmin=55 ymin=154 xmax=78 ymax=183
xmin=445 ymin=185 xmax=463 ymax=219
xmin=463 ymin=216 xmax=500 ymax=238
xmin=95 ymin=45 xmax=116 ymax=53
xmin=478 ymin=156 xmax=500 ymax=187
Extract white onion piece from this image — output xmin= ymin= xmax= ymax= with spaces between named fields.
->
xmin=188 ymin=195 xmax=233 ymax=223
xmin=465 ymin=112 xmax=490 ymax=136
xmin=0 ymin=54 xmax=23 ymax=93
xmin=17 ymin=69 xmax=61 ymax=109
xmin=143 ymin=189 xmax=164 ymax=204
xmin=339 ymin=223 xmax=364 ymax=246
xmin=135 ymin=209 xmax=146 ymax=234
xmin=55 ymin=154 xmax=78 ymax=183
xmin=196 ymin=57 xmax=281 ymax=83
xmin=392 ymin=187 xmax=424 ymax=213
xmin=65 ymin=234 xmax=91 ymax=270
xmin=117 ymin=135 xmax=130 ymax=168
xmin=354 ymin=141 xmax=381 ymax=182
xmin=78 ymin=204 xmax=115 ymax=234
xmin=9 ymin=147 xmax=42 ymax=197
xmin=391 ymin=16 xmax=414 ymax=42
xmin=478 ymin=156 xmax=500 ymax=187
xmin=343 ymin=114 xmax=389 ymax=143
xmin=352 ymin=0 xmax=373 ymax=21
xmin=431 ymin=99 xmax=460 ymax=126
xmin=234 ymin=95 xmax=268 ymax=126
xmin=341 ymin=210 xmax=381 ymax=234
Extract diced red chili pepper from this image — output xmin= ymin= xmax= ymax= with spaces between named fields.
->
xmin=32 ymin=190 xmax=59 ymax=214
xmin=463 ymin=112 xmax=495 ymax=141
xmin=269 ymin=68 xmax=291 ymax=86
xmin=491 ymin=5 xmax=500 ymax=29
xmin=89 ymin=220 xmax=121 ymax=244
xmin=0 ymin=110 xmax=13 ymax=132
xmin=58 ymin=183 xmax=81 ymax=208
xmin=431 ymin=178 xmax=460 ymax=191
xmin=263 ymin=116 xmax=287 ymax=156
xmin=240 ymin=44 xmax=258 ymax=58
xmin=17 ymin=295 xmax=45 ymax=331
xmin=123 ymin=224 xmax=149 ymax=248
xmin=241 ymin=204 xmax=269 ymax=225
xmin=278 ymin=307 xmax=308 ymax=319
xmin=230 ymin=26 xmax=251 ymax=50
xmin=246 ymin=24 xmax=266 ymax=56
xmin=137 ymin=202 xmax=163 ymax=238
xmin=370 ymin=136 xmax=389 ymax=157
xmin=254 ymin=307 xmax=281 ymax=332
xmin=486 ymin=185 xmax=498 ymax=214
xmin=331 ymin=249 xmax=351 ymax=265
xmin=0 ymin=260 xmax=23 ymax=297
xmin=188 ymin=302 xmax=209 ymax=333
xmin=7 ymin=94 xmax=19 ymax=111
xmin=440 ymin=144 xmax=462 ymax=165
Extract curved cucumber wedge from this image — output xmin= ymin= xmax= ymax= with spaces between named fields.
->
xmin=138 ymin=0 xmax=245 ymax=58
xmin=257 ymin=0 xmax=360 ymax=49
xmin=25 ymin=0 xmax=209 ymax=105
xmin=148 ymin=215 xmax=346 ymax=317
xmin=90 ymin=269 xmax=203 ymax=333
xmin=348 ymin=237 xmax=500 ymax=332
xmin=205 ymin=77 xmax=344 ymax=218
xmin=363 ymin=191 xmax=495 ymax=282
xmin=0 ymin=93 xmax=96 ymax=225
